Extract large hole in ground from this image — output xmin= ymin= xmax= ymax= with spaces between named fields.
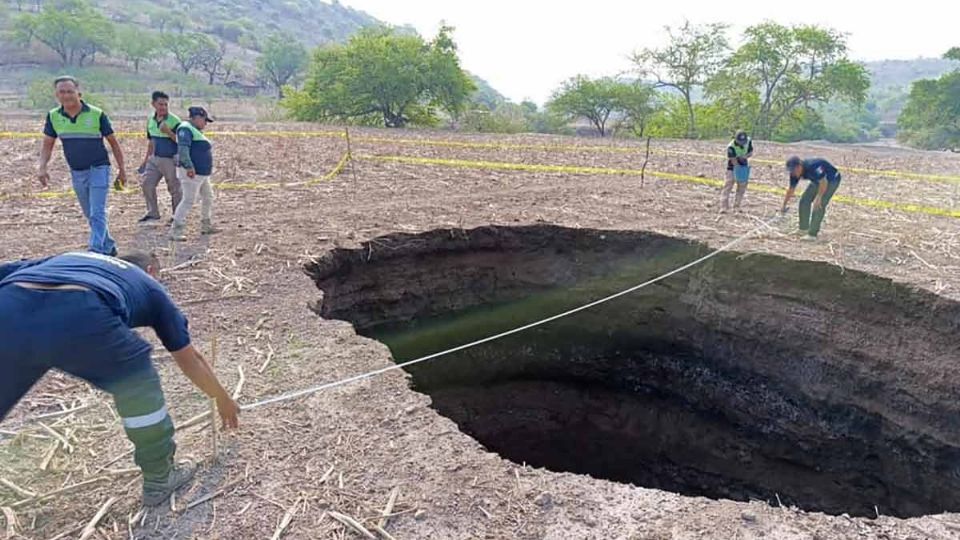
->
xmin=306 ymin=225 xmax=960 ymax=518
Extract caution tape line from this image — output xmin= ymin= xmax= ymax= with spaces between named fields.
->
xmin=367 ymin=154 xmax=960 ymax=220
xmin=3 ymin=130 xmax=958 ymax=184
xmin=0 ymin=153 xmax=351 ymax=201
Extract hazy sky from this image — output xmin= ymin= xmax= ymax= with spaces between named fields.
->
xmin=340 ymin=0 xmax=957 ymax=104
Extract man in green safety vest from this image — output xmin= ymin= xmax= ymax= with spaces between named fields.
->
xmin=137 ymin=91 xmax=183 ymax=223
xmin=719 ymin=130 xmax=753 ymax=214
xmin=170 ymin=107 xmax=219 ymax=241
xmin=38 ymin=76 xmax=128 ymax=256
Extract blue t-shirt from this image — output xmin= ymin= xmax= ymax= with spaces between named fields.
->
xmin=0 ymin=253 xmax=190 ymax=352
xmin=790 ymin=158 xmax=841 ymax=188
xmin=43 ymin=103 xmax=114 ymax=171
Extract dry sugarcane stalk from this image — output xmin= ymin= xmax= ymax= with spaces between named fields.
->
xmin=328 ymin=511 xmax=375 ymax=539
xmin=37 ymin=423 xmax=73 ymax=453
xmin=232 ymin=365 xmax=246 ymax=400
xmin=372 ymin=524 xmax=397 ymax=540
xmin=0 ymin=478 xmax=36 ymax=499
xmin=46 ymin=524 xmax=84 ymax=540
xmin=11 ymin=477 xmax=109 ymax=509
xmin=2 ymin=506 xmax=18 ymax=538
xmin=269 ymin=499 xmax=300 ymax=540
xmin=39 ymin=441 xmax=59 ymax=471
xmin=209 ymin=333 xmax=219 ymax=462
xmin=79 ymin=496 xmax=118 ymax=540
xmin=185 ymin=479 xmax=242 ymax=510
xmin=93 ymin=448 xmax=134 ymax=475
xmin=377 ymin=487 xmax=400 ymax=530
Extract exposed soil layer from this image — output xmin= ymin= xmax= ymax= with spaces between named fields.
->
xmin=308 ymin=224 xmax=960 ymax=519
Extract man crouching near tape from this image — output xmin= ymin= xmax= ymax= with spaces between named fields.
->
xmin=0 ymin=251 xmax=240 ymax=506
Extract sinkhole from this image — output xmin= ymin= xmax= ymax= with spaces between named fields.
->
xmin=306 ymin=225 xmax=960 ymax=518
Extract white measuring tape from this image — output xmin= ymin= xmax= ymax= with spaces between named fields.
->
xmin=240 ymin=215 xmax=782 ymax=411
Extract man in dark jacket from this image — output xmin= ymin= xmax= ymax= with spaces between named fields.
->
xmin=782 ymin=157 xmax=843 ymax=240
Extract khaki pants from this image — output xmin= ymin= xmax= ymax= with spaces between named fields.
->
xmin=172 ymin=169 xmax=213 ymax=227
xmin=140 ymin=156 xmax=181 ymax=218
xmin=720 ymin=170 xmax=748 ymax=211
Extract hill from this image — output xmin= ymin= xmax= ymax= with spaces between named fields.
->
xmin=0 ymin=0 xmax=410 ymax=102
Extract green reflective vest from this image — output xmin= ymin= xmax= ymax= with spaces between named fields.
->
xmin=177 ymin=121 xmax=210 ymax=143
xmin=148 ymin=113 xmax=182 ymax=139
xmin=729 ymin=139 xmax=751 ymax=158
xmin=48 ymin=103 xmax=105 ymax=140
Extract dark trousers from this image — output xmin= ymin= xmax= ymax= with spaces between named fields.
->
xmin=798 ymin=178 xmax=841 ymax=237
xmin=0 ymin=286 xmax=175 ymax=482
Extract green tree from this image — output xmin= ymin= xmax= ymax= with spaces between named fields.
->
xmin=615 ymin=83 xmax=660 ymax=137
xmin=15 ymin=0 xmax=114 ymax=67
xmin=632 ymin=21 xmax=729 ymax=138
xmin=164 ymin=32 xmax=207 ymax=75
xmin=116 ymin=27 xmax=158 ymax=73
xmin=196 ymin=37 xmax=227 ymax=85
xmin=897 ymin=59 xmax=960 ymax=150
xmin=945 ymin=47 xmax=960 ymax=62
xmin=283 ymin=27 xmax=474 ymax=128
xmin=712 ymin=23 xmax=869 ymax=139
xmin=547 ymin=76 xmax=622 ymax=137
xmin=256 ymin=34 xmax=308 ymax=98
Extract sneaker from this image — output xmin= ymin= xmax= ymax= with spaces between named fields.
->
xmin=200 ymin=221 xmax=220 ymax=235
xmin=800 ymin=235 xmax=818 ymax=242
xmin=169 ymin=224 xmax=187 ymax=242
xmin=142 ymin=462 xmax=197 ymax=507
xmin=138 ymin=215 xmax=160 ymax=223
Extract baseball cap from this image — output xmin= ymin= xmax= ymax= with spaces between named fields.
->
xmin=188 ymin=106 xmax=214 ymax=122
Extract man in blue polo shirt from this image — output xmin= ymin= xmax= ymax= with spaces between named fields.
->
xmin=781 ymin=156 xmax=843 ymax=240
xmin=137 ymin=91 xmax=183 ymax=223
xmin=0 ymin=251 xmax=240 ymax=506
xmin=38 ymin=76 xmax=128 ymax=256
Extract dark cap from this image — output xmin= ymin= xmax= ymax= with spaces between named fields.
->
xmin=735 ymin=130 xmax=748 ymax=143
xmin=785 ymin=156 xmax=802 ymax=170
xmin=188 ymin=106 xmax=214 ymax=122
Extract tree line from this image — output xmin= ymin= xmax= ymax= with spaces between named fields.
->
xmin=897 ymin=47 xmax=960 ymax=150
xmin=9 ymin=0 xmax=309 ymax=95
xmin=545 ymin=21 xmax=870 ymax=141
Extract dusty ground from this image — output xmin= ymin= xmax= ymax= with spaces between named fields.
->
xmin=1 ymin=119 xmax=960 ymax=539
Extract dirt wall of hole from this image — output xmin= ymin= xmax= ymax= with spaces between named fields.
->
xmin=306 ymin=225 xmax=960 ymax=517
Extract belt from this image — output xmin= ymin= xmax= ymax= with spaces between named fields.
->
xmin=12 ymin=282 xmax=90 ymax=292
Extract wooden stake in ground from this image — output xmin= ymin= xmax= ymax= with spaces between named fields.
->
xmin=640 ymin=136 xmax=652 ymax=188
xmin=269 ymin=499 xmax=300 ymax=540
xmin=209 ymin=333 xmax=219 ymax=463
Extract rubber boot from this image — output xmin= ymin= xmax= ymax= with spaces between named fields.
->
xmin=142 ymin=461 xmax=197 ymax=507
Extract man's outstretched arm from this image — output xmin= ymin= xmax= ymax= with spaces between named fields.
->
xmin=170 ymin=344 xmax=240 ymax=429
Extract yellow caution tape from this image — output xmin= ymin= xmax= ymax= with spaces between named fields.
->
xmin=4 ymin=129 xmax=957 ymax=184
xmin=0 ymin=153 xmax=350 ymax=202
xmin=367 ymin=154 xmax=960 ymax=220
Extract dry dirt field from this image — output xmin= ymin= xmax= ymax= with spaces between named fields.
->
xmin=1 ymin=118 xmax=960 ymax=539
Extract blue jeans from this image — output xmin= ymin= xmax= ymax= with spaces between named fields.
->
xmin=71 ymin=165 xmax=117 ymax=255
xmin=0 ymin=286 xmax=175 ymax=481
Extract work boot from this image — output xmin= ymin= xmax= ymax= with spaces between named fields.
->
xmin=200 ymin=220 xmax=220 ymax=235
xmin=142 ymin=461 xmax=197 ymax=507
xmin=169 ymin=223 xmax=187 ymax=242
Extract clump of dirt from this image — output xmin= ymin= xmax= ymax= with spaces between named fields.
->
xmin=307 ymin=225 xmax=960 ymax=519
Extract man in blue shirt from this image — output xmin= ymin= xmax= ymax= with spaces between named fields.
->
xmin=781 ymin=157 xmax=843 ymax=240
xmin=38 ymin=76 xmax=128 ymax=256
xmin=137 ymin=91 xmax=183 ymax=223
xmin=170 ymin=107 xmax=218 ymax=241
xmin=0 ymin=252 xmax=240 ymax=506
